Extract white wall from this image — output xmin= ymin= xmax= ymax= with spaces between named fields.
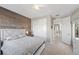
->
xmin=47 ymin=17 xmax=53 ymax=44
xmin=54 ymin=17 xmax=71 ymax=45
xmin=71 ymin=8 xmax=79 ymax=21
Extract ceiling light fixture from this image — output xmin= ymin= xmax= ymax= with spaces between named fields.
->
xmin=33 ymin=5 xmax=40 ymax=10
xmin=33 ymin=4 xmax=45 ymax=10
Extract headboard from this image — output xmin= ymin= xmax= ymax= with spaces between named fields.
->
xmin=0 ymin=29 xmax=26 ymax=41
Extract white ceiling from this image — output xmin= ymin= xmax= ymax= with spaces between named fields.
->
xmin=0 ymin=4 xmax=79 ymax=18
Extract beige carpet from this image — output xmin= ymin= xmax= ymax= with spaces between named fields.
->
xmin=41 ymin=40 xmax=72 ymax=55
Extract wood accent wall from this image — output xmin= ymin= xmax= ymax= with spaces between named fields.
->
xmin=0 ymin=7 xmax=31 ymax=29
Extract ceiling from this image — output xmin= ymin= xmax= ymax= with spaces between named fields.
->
xmin=0 ymin=4 xmax=79 ymax=19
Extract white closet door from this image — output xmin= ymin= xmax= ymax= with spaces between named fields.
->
xmin=31 ymin=18 xmax=47 ymax=39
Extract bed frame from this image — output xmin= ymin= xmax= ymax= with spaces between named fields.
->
xmin=33 ymin=41 xmax=45 ymax=55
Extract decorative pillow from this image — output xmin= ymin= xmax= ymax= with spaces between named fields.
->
xmin=1 ymin=41 xmax=3 ymax=47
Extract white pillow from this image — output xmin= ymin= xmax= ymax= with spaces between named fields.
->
xmin=6 ymin=37 xmax=11 ymax=40
xmin=6 ymin=34 xmax=26 ymax=41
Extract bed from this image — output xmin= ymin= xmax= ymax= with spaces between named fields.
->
xmin=1 ymin=29 xmax=45 ymax=55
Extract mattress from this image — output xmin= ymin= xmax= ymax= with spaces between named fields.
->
xmin=1 ymin=36 xmax=45 ymax=55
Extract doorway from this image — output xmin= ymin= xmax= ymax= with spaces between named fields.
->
xmin=54 ymin=24 xmax=61 ymax=42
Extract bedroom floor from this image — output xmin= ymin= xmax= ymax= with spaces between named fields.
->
xmin=41 ymin=40 xmax=73 ymax=55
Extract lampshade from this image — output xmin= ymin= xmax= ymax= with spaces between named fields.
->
xmin=25 ymin=29 xmax=32 ymax=36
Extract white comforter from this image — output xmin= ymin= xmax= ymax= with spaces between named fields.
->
xmin=1 ymin=36 xmax=45 ymax=55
